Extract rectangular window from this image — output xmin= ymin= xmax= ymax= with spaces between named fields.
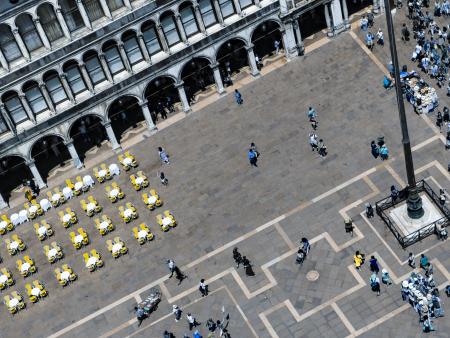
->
xmin=104 ymin=46 xmax=125 ymax=74
xmin=83 ymin=0 xmax=104 ymax=22
xmin=41 ymin=12 xmax=64 ymax=42
xmin=219 ymin=0 xmax=235 ymax=18
xmin=0 ymin=116 xmax=8 ymax=134
xmin=62 ymin=3 xmax=84 ymax=32
xmin=123 ymin=37 xmax=143 ymax=65
xmin=0 ymin=38 xmax=22 ymax=61
xmin=239 ymin=0 xmax=253 ymax=9
xmin=199 ymin=0 xmax=217 ymax=27
xmin=66 ymin=67 xmax=86 ymax=95
xmin=161 ymin=17 xmax=180 ymax=46
xmin=25 ymin=87 xmax=47 ymax=114
xmin=46 ymin=77 xmax=67 ymax=104
xmin=85 ymin=56 xmax=106 ymax=84
xmin=5 ymin=97 xmax=28 ymax=124
xmin=180 ymin=8 xmax=199 ymax=37
xmin=142 ymin=27 xmax=161 ymax=55
xmin=107 ymin=0 xmax=124 ymax=11
xmin=21 ymin=26 xmax=43 ymax=52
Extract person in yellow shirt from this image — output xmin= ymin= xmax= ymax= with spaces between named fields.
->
xmin=354 ymin=251 xmax=365 ymax=270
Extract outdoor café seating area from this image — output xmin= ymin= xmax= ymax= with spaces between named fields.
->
xmin=0 ymin=151 xmax=178 ymax=314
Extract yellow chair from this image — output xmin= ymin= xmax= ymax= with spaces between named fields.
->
xmin=34 ymin=223 xmax=46 ymax=241
xmin=93 ymin=167 xmax=105 ymax=183
xmin=31 ymin=199 xmax=44 ymax=216
xmin=25 ymin=283 xmax=38 ymax=303
xmin=114 ymin=237 xmax=128 ymax=255
xmin=150 ymin=189 xmax=163 ymax=207
xmin=4 ymin=295 xmax=18 ymax=314
xmin=130 ymin=175 xmax=140 ymax=191
xmin=100 ymin=163 xmax=111 ymax=179
xmin=42 ymin=220 xmax=53 ymax=236
xmin=70 ymin=232 xmax=82 ymax=250
xmin=47 ymin=191 xmax=59 ymax=207
xmin=65 ymin=179 xmax=75 ymax=189
xmin=106 ymin=239 xmax=119 ymax=258
xmin=77 ymin=228 xmax=89 ymax=245
xmin=65 ymin=208 xmax=77 ymax=224
xmin=137 ymin=171 xmax=149 ymax=187
xmin=44 ymin=245 xmax=56 ymax=263
xmin=12 ymin=234 xmax=26 ymax=251
xmin=24 ymin=202 xmax=37 ymax=219
xmin=54 ymin=187 xmax=65 ymax=204
xmin=83 ymin=253 xmax=95 ymax=272
xmin=124 ymin=151 xmax=137 ymax=167
xmin=74 ymin=176 xmax=83 ymax=195
xmin=23 ymin=256 xmax=36 ymax=273
xmin=140 ymin=223 xmax=154 ymax=241
xmin=51 ymin=241 xmax=64 ymax=259
xmin=90 ymin=249 xmax=104 ymax=268
xmin=16 ymin=259 xmax=27 ymax=277
xmin=33 ymin=280 xmax=47 ymax=297
xmin=54 ymin=268 xmax=68 ymax=286
xmin=118 ymin=206 xmax=130 ymax=223
xmin=156 ymin=214 xmax=169 ymax=231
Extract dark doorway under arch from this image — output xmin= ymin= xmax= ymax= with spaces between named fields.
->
xmin=216 ymin=39 xmax=248 ymax=77
xmin=108 ymin=96 xmax=144 ymax=141
xmin=251 ymin=21 xmax=282 ymax=58
xmin=144 ymin=77 xmax=179 ymax=121
xmin=0 ymin=155 xmax=32 ymax=202
xmin=181 ymin=58 xmax=215 ymax=103
xmin=69 ymin=115 xmax=107 ymax=161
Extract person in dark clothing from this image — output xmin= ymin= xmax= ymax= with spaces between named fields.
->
xmin=233 ymin=247 xmax=243 ymax=268
xmin=365 ymin=203 xmax=374 ymax=218
xmin=371 ymin=140 xmax=379 ymax=158
xmin=370 ymin=256 xmax=380 ymax=274
xmin=443 ymin=107 xmax=450 ymax=122
xmin=401 ymin=23 xmax=410 ymax=41
xmin=242 ymin=256 xmax=255 ymax=276
xmin=391 ymin=185 xmax=399 ymax=202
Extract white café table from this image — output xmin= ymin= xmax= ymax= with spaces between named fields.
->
xmin=112 ymin=243 xmax=122 ymax=254
xmin=40 ymin=199 xmax=51 ymax=211
xmin=31 ymin=287 xmax=41 ymax=297
xmin=52 ymin=193 xmax=62 ymax=203
xmin=98 ymin=170 xmax=107 ymax=179
xmin=162 ymin=217 xmax=172 ymax=227
xmin=100 ymin=221 xmax=109 ymax=230
xmin=86 ymin=256 xmax=98 ymax=268
xmin=147 ymin=196 xmax=157 ymax=204
xmin=124 ymin=209 xmax=133 ymax=219
xmin=135 ymin=177 xmax=144 ymax=186
xmin=47 ymin=248 xmax=58 ymax=259
xmin=0 ymin=274 xmax=8 ymax=284
xmin=109 ymin=163 xmax=120 ymax=176
xmin=86 ymin=203 xmax=96 ymax=213
xmin=0 ymin=221 xmax=7 ymax=231
xmin=9 ymin=297 xmax=19 ymax=307
xmin=38 ymin=226 xmax=47 ymax=237
xmin=60 ymin=271 xmax=71 ymax=281
xmin=21 ymin=262 xmax=31 ymax=273
xmin=63 ymin=213 xmax=72 ymax=224
xmin=110 ymin=189 xmax=119 ymax=198
xmin=10 ymin=241 xmax=19 ymax=250
xmin=123 ymin=157 xmax=132 ymax=166
xmin=74 ymin=234 xmax=84 ymax=244
xmin=138 ymin=230 xmax=148 ymax=239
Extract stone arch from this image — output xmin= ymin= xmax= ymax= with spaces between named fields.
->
xmin=102 ymin=39 xmax=126 ymax=76
xmin=22 ymin=80 xmax=49 ymax=115
xmin=216 ymin=38 xmax=249 ymax=76
xmin=178 ymin=0 xmax=197 ymax=12
xmin=144 ymin=76 xmax=180 ymax=121
xmin=0 ymin=154 xmax=32 ymax=202
xmin=178 ymin=1 xmax=200 ymax=38
xmin=0 ymin=23 xmax=22 ymax=62
xmin=107 ymin=95 xmax=144 ymax=142
xmin=140 ymin=19 xmax=162 ymax=56
xmin=159 ymin=10 xmax=181 ymax=47
xmin=36 ymin=2 xmax=64 ymax=43
xmin=121 ymin=29 xmax=144 ymax=66
xmin=250 ymin=19 xmax=282 ymax=58
xmin=15 ymin=13 xmax=44 ymax=53
xmin=179 ymin=57 xmax=215 ymax=103
xmin=30 ymin=133 xmax=71 ymax=182
xmin=68 ymin=113 xmax=107 ymax=161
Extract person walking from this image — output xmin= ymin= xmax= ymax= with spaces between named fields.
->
xmin=242 ymin=256 xmax=255 ymax=276
xmin=420 ymin=254 xmax=430 ymax=270
xmin=318 ymin=139 xmax=327 ymax=158
xmin=408 ymin=252 xmax=416 ymax=268
xmin=309 ymin=133 xmax=318 ymax=151
xmin=365 ymin=203 xmax=374 ymax=218
xmin=376 ymin=28 xmax=384 ymax=46
xmin=158 ymin=147 xmax=170 ymax=164
xmin=160 ymin=172 xmax=168 ymax=186
xmin=381 ymin=269 xmax=393 ymax=285
xmin=234 ymin=89 xmax=243 ymax=105
xmin=186 ymin=313 xmax=200 ymax=330
xmin=307 ymin=107 xmax=317 ymax=121
xmin=370 ymin=140 xmax=379 ymax=159
xmin=401 ymin=23 xmax=410 ymax=41
xmin=380 ymin=144 xmax=389 ymax=160
xmin=198 ymin=279 xmax=208 ymax=297
xmin=439 ymin=188 xmax=446 ymax=205
xmin=167 ymin=259 xmax=186 ymax=284
xmin=437 ymin=111 xmax=443 ymax=128
xmin=233 ymin=247 xmax=243 ymax=268
xmin=248 ymin=148 xmax=258 ymax=167
xmin=250 ymin=142 xmax=260 ymax=158
xmin=301 ymin=237 xmax=310 ymax=256
xmin=274 ymin=40 xmax=280 ymax=54
xmin=370 ymin=272 xmax=381 ymax=296
xmin=369 ymin=255 xmax=380 ymax=274
xmin=354 ymin=250 xmax=365 ymax=270
xmin=172 ymin=305 xmax=182 ymax=322
xmin=391 ymin=185 xmax=399 ymax=202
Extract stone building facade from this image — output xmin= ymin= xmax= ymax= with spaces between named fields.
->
xmin=0 ymin=0 xmax=374 ymax=208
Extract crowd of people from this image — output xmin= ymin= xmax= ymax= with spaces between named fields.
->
xmin=307 ymin=107 xmax=328 ymax=158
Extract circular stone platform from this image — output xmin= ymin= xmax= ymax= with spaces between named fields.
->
xmin=306 ymin=270 xmax=320 ymax=281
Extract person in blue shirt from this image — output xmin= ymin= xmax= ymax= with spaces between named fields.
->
xmin=234 ymin=89 xmax=243 ymax=105
xmin=248 ymin=148 xmax=258 ymax=167
xmin=380 ymin=145 xmax=389 ymax=160
xmin=383 ymin=75 xmax=393 ymax=89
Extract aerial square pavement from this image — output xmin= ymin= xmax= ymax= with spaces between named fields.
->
xmin=1 ymin=8 xmax=450 ymax=338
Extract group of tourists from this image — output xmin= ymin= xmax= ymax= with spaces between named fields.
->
xmin=307 ymin=107 xmax=328 ymax=158
xmin=370 ymin=138 xmax=389 ymax=161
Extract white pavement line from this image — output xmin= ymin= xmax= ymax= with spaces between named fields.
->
xmin=362 ymin=176 xmax=380 ymax=195
xmin=98 ymin=319 xmax=137 ymax=338
xmin=349 ymin=304 xmax=410 ymax=337
xmin=223 ymin=285 xmax=259 ymax=338
xmin=331 ymin=303 xmax=356 ymax=334
xmin=384 ymin=164 xmax=406 ymax=187
xmin=429 ymin=159 xmax=450 ymax=182
xmin=274 ymin=222 xmax=296 ymax=250
xmin=411 ymin=134 xmax=441 ymax=151
xmin=433 ymin=259 xmax=450 ymax=281
xmin=158 ymin=282 xmax=172 ymax=300
xmin=311 ymin=168 xmax=377 ymax=203
xmin=259 ymin=309 xmax=281 ymax=338
xmin=360 ymin=212 xmax=403 ymax=265
xmin=349 ymin=31 xmax=390 ymax=76
xmin=420 ymin=114 xmax=446 ymax=144
xmin=134 ymin=295 xmax=142 ymax=303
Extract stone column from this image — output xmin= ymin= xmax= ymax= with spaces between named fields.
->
xmin=0 ymin=104 xmax=16 ymax=135
xmin=175 ymin=14 xmax=189 ymax=44
xmin=123 ymin=0 xmax=132 ymax=9
xmin=137 ymin=34 xmax=151 ymax=63
xmin=19 ymin=93 xmax=36 ymax=123
xmin=156 ymin=24 xmax=170 ymax=53
xmin=12 ymin=27 xmax=30 ymax=60
xmin=118 ymin=42 xmax=133 ymax=73
xmin=281 ymin=21 xmax=298 ymax=58
xmin=293 ymin=19 xmax=305 ymax=55
xmin=194 ymin=5 xmax=207 ymax=34
xmin=232 ymin=0 xmax=242 ymax=16
xmin=213 ymin=0 xmax=225 ymax=26
xmin=211 ymin=63 xmax=225 ymax=94
xmin=65 ymin=140 xmax=83 ymax=168
xmin=79 ymin=63 xmax=95 ymax=94
xmin=140 ymin=101 xmax=157 ymax=131
xmin=103 ymin=121 xmax=121 ymax=150
xmin=60 ymin=74 xmax=76 ymax=103
xmin=99 ymin=0 xmax=113 ymax=19
xmin=341 ymin=0 xmax=350 ymax=29
xmin=279 ymin=0 xmax=289 ymax=14
xmin=330 ymin=0 xmax=344 ymax=33
xmin=324 ymin=3 xmax=333 ymax=37
xmin=56 ymin=7 xmax=72 ymax=40
xmin=0 ymin=192 xmax=8 ymax=209
xmin=0 ymin=49 xmax=9 ymax=71
xmin=76 ymin=0 xmax=92 ymax=30
xmin=246 ymin=45 xmax=260 ymax=77
xmin=175 ymin=82 xmax=191 ymax=113
xmin=27 ymin=160 xmax=46 ymax=189
xmin=34 ymin=18 xmax=51 ymax=50
xmin=39 ymin=82 xmax=55 ymax=113
xmin=373 ymin=0 xmax=380 ymax=13
xmin=99 ymin=53 xmax=114 ymax=83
